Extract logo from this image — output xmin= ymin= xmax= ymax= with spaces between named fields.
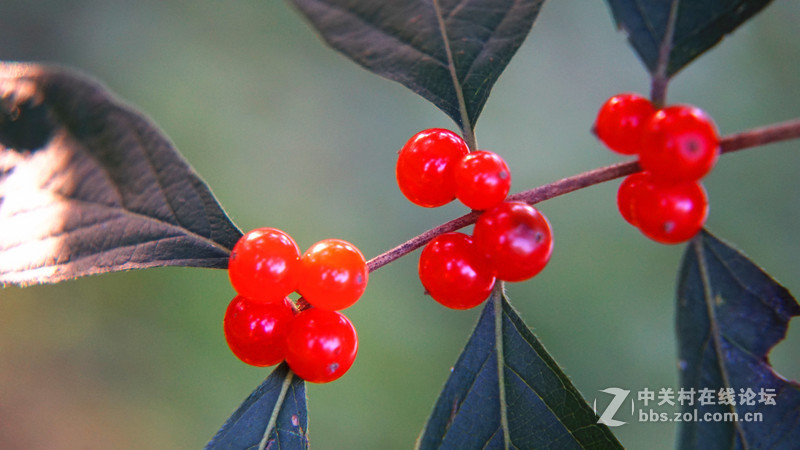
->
xmin=593 ymin=386 xmax=774 ymax=427
xmin=593 ymin=387 xmax=632 ymax=427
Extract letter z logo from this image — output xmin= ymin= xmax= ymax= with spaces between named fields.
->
xmin=594 ymin=387 xmax=631 ymax=427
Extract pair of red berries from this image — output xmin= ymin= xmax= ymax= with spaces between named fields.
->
xmin=419 ymin=201 xmax=553 ymax=309
xmin=594 ymin=93 xmax=720 ymax=244
xmin=224 ymin=227 xmax=367 ymax=383
xmin=396 ymin=129 xmax=553 ymax=310
xmin=396 ymin=128 xmax=512 ymax=211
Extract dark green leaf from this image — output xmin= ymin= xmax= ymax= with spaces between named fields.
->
xmin=288 ymin=0 xmax=545 ymax=138
xmin=676 ymin=230 xmax=800 ymax=448
xmin=605 ymin=0 xmax=774 ymax=77
xmin=207 ymin=363 xmax=308 ymax=449
xmin=0 ymin=62 xmax=242 ymax=286
xmin=417 ymin=286 xmax=621 ymax=449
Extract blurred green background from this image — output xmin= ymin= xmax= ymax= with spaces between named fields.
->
xmin=1 ymin=1 xmax=798 ymax=448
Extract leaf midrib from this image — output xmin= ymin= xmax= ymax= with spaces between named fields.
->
xmin=693 ymin=235 xmax=750 ymax=448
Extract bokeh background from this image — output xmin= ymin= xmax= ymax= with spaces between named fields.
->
xmin=1 ymin=1 xmax=798 ymax=448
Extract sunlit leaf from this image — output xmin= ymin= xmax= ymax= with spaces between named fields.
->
xmin=288 ymin=0 xmax=545 ymax=138
xmin=417 ymin=286 xmax=621 ymax=449
xmin=605 ymin=0 xmax=774 ymax=77
xmin=207 ymin=363 xmax=308 ymax=449
xmin=676 ymin=230 xmax=800 ymax=448
xmin=0 ymin=62 xmax=242 ymax=286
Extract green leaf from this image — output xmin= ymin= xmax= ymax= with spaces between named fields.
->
xmin=604 ymin=0 xmax=774 ymax=77
xmin=417 ymin=285 xmax=621 ymax=449
xmin=0 ymin=62 xmax=242 ymax=286
xmin=207 ymin=363 xmax=308 ymax=449
xmin=288 ymin=0 xmax=545 ymax=143
xmin=676 ymin=230 xmax=800 ymax=448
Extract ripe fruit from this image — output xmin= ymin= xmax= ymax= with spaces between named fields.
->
xmin=616 ymin=172 xmax=650 ymax=226
xmin=639 ymin=105 xmax=720 ymax=182
xmin=454 ymin=150 xmax=512 ymax=211
xmin=594 ymin=93 xmax=655 ymax=155
xmin=298 ymin=238 xmax=368 ymax=311
xmin=285 ymin=308 xmax=358 ymax=383
xmin=630 ymin=178 xmax=709 ymax=244
xmin=228 ymin=227 xmax=301 ymax=303
xmin=418 ymin=232 xmax=496 ymax=310
xmin=472 ymin=201 xmax=553 ymax=282
xmin=396 ymin=128 xmax=470 ymax=207
xmin=223 ymin=295 xmax=295 ymax=367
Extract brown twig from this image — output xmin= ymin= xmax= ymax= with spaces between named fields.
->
xmin=720 ymin=117 xmax=800 ymax=154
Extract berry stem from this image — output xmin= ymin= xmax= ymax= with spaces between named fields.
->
xmin=366 ymin=118 xmax=800 ymax=272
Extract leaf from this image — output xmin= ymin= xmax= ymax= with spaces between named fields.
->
xmin=604 ymin=0 xmax=774 ymax=77
xmin=417 ymin=285 xmax=622 ymax=449
xmin=676 ymin=230 xmax=800 ymax=448
xmin=207 ymin=363 xmax=308 ymax=449
xmin=0 ymin=62 xmax=242 ymax=286
xmin=288 ymin=0 xmax=545 ymax=140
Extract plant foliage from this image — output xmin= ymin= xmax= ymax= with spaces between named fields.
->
xmin=605 ymin=0 xmax=774 ymax=77
xmin=677 ymin=230 xmax=800 ymax=448
xmin=417 ymin=286 xmax=621 ymax=449
xmin=0 ymin=63 xmax=241 ymax=286
xmin=0 ymin=0 xmax=797 ymax=448
xmin=207 ymin=363 xmax=308 ymax=449
xmin=289 ymin=0 xmax=545 ymax=136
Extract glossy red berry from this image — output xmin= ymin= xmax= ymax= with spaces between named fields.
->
xmin=396 ymin=128 xmax=470 ymax=207
xmin=298 ymin=239 xmax=368 ymax=311
xmin=224 ymin=295 xmax=295 ymax=367
xmin=228 ymin=228 xmax=301 ymax=303
xmin=472 ymin=201 xmax=553 ymax=282
xmin=418 ymin=232 xmax=496 ymax=310
xmin=617 ymin=172 xmax=651 ymax=226
xmin=454 ymin=150 xmax=511 ymax=210
xmin=285 ymin=308 xmax=358 ymax=383
xmin=639 ymin=105 xmax=720 ymax=182
xmin=631 ymin=179 xmax=709 ymax=244
xmin=594 ymin=93 xmax=655 ymax=155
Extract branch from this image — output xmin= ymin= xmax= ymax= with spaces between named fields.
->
xmin=721 ymin=117 xmax=800 ymax=154
xmin=366 ymin=118 xmax=800 ymax=272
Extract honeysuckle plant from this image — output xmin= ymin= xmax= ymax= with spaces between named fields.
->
xmin=1 ymin=1 xmax=798 ymax=448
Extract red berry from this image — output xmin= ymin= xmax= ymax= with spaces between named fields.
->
xmin=298 ymin=239 xmax=368 ymax=311
xmin=639 ymin=105 xmax=720 ymax=182
xmin=396 ymin=128 xmax=470 ymax=207
xmin=631 ymin=179 xmax=709 ymax=244
xmin=472 ymin=201 xmax=553 ymax=282
xmin=594 ymin=93 xmax=655 ymax=155
xmin=228 ymin=228 xmax=301 ymax=303
xmin=617 ymin=172 xmax=650 ymax=226
xmin=224 ymin=295 xmax=295 ymax=367
xmin=418 ymin=232 xmax=496 ymax=310
xmin=454 ymin=150 xmax=511 ymax=210
xmin=285 ymin=309 xmax=358 ymax=383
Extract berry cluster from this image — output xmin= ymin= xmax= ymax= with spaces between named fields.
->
xmin=224 ymin=227 xmax=367 ymax=383
xmin=594 ymin=93 xmax=720 ymax=244
xmin=396 ymin=128 xmax=511 ymax=210
xmin=397 ymin=129 xmax=553 ymax=310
